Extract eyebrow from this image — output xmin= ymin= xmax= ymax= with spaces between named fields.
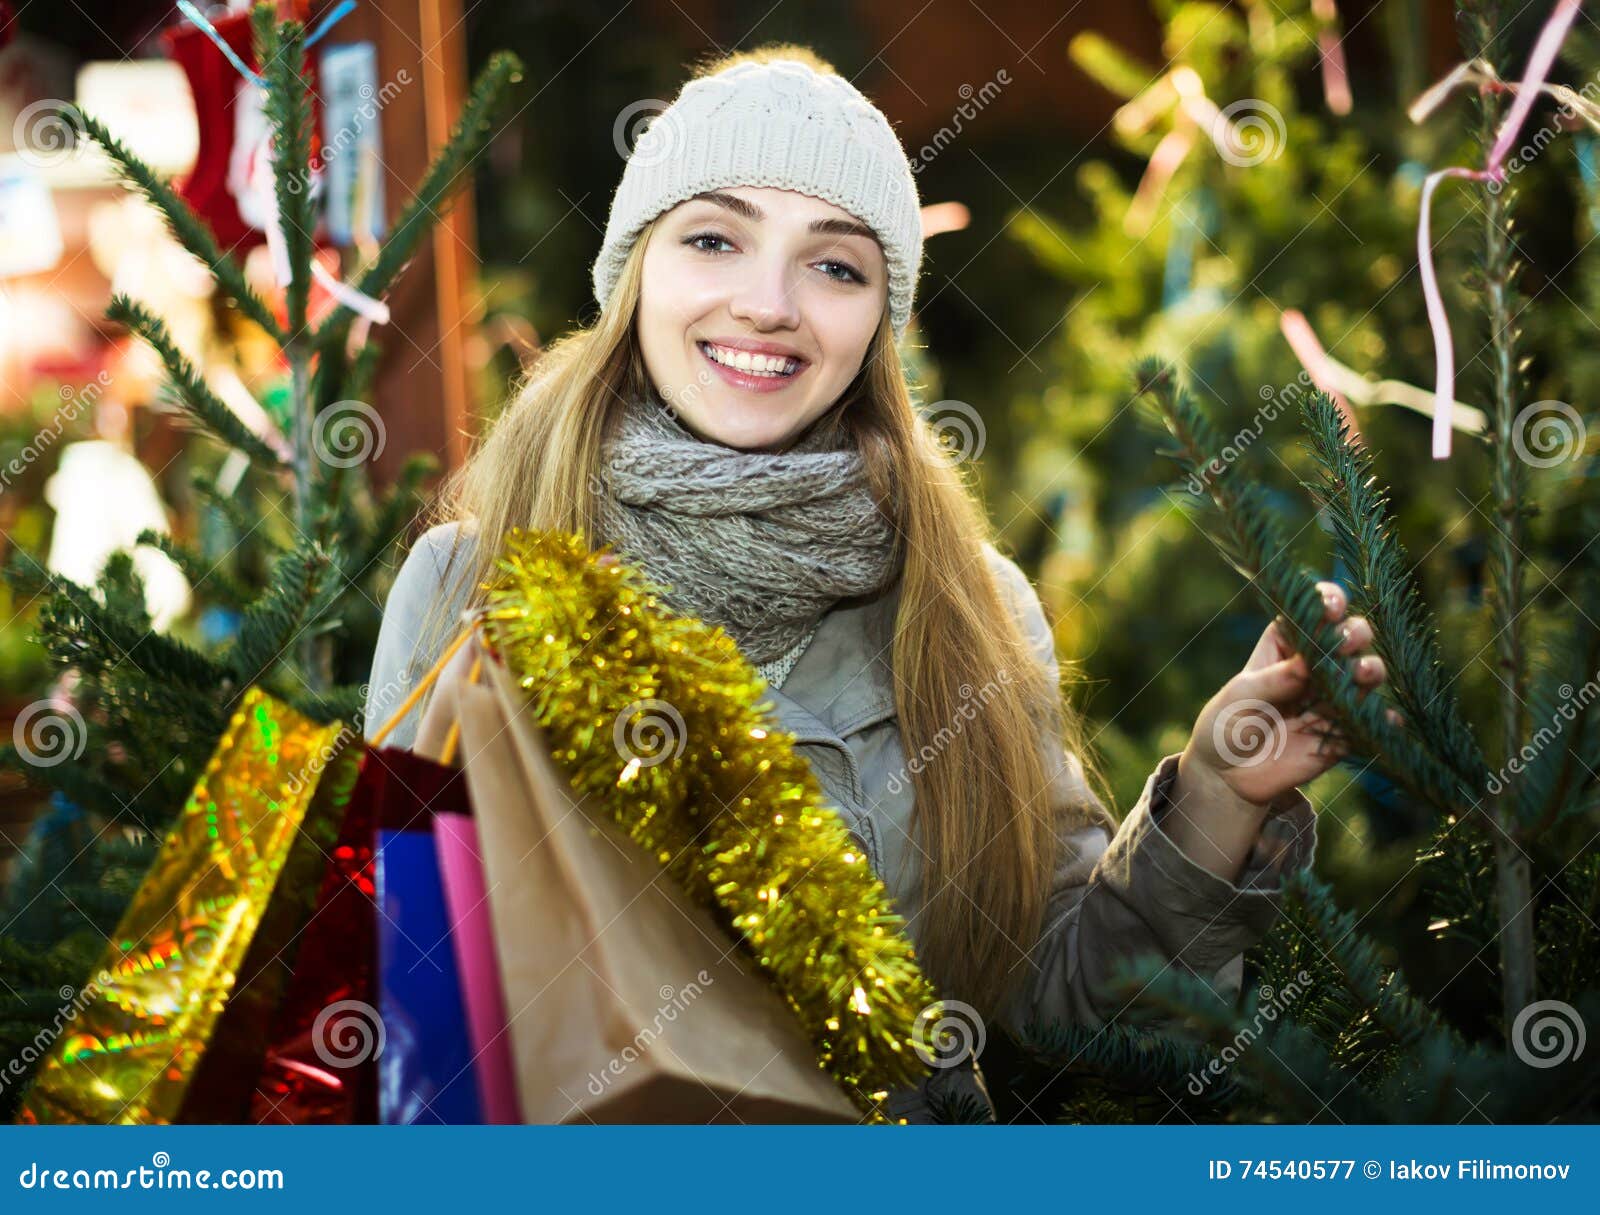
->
xmin=687 ymin=190 xmax=880 ymax=244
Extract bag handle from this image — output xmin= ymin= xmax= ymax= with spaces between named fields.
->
xmin=438 ymin=655 xmax=482 ymax=767
xmin=369 ymin=619 xmax=481 ymax=754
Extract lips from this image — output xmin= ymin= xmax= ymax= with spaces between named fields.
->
xmin=694 ymin=342 xmax=806 ymax=393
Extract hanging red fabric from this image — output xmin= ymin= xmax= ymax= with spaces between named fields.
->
xmin=161 ymin=1 xmax=323 ymax=255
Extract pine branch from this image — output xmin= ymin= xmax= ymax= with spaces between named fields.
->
xmin=309 ymin=335 xmax=387 ymax=437
xmin=77 ymin=114 xmax=284 ymax=343
xmin=1013 ymin=1015 xmax=1244 ymax=1109
xmin=1366 ymin=991 xmax=1600 ymax=1122
xmin=1108 ymin=956 xmax=1384 ymax=1122
xmin=1515 ymin=638 xmax=1600 ymax=835
xmin=134 ymin=530 xmax=252 ymax=608
xmin=1300 ymin=395 xmax=1488 ymax=789
xmin=99 ymin=551 xmax=145 ymax=620
xmin=255 ymin=8 xmax=315 ymax=343
xmin=1537 ymin=854 xmax=1600 ymax=1006
xmin=5 ymin=552 xmax=229 ymax=690
xmin=284 ymin=680 xmax=367 ymax=728
xmin=0 ymin=742 xmax=105 ymax=811
xmin=1416 ymin=817 xmax=1499 ymax=958
xmin=1253 ymin=911 xmax=1357 ymax=1035
xmin=1520 ymin=531 xmax=1600 ymax=834
xmin=106 ymin=295 xmax=286 ymax=471
xmin=345 ymin=337 xmax=384 ymax=404
xmin=354 ymin=452 xmax=436 ymax=576
xmin=1134 ymin=358 xmax=1474 ymax=817
xmin=1282 ymin=871 xmax=1471 ymax=1059
xmin=190 ymin=472 xmax=261 ymax=540
xmin=223 ymin=536 xmax=335 ymax=687
xmin=313 ymin=51 xmax=525 ymax=350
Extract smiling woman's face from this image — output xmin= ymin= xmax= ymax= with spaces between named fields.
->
xmin=635 ymin=185 xmax=889 ymax=452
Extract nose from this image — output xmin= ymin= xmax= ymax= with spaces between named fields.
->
xmin=728 ymin=253 xmax=801 ymax=331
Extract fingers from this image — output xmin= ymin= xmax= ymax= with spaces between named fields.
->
xmin=1352 ymin=652 xmax=1386 ymax=691
xmin=1336 ymin=615 xmax=1374 ymax=654
xmin=1266 ymin=584 xmax=1354 ymax=664
xmin=1314 ymin=580 xmax=1347 ymax=623
xmin=1297 ymin=654 xmax=1386 ymax=715
xmin=1253 ymin=616 xmax=1294 ymax=667
xmin=1234 ymin=652 xmax=1311 ymax=707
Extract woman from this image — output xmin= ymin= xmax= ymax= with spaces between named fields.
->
xmin=364 ymin=45 xmax=1391 ymax=1120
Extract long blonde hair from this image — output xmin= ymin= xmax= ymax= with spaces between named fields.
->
xmin=417 ymin=45 xmax=1103 ymax=1022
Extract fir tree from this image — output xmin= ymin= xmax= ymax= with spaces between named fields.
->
xmin=979 ymin=0 xmax=1600 ymax=1125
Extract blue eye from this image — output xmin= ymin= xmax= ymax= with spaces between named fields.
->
xmin=685 ymin=232 xmax=735 ymax=254
xmin=816 ymin=259 xmax=866 ymax=285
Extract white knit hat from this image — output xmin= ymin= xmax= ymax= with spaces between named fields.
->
xmin=592 ymin=57 xmax=923 ymax=338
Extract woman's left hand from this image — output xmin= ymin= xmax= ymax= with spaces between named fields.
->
xmin=1180 ymin=580 xmax=1399 ymax=809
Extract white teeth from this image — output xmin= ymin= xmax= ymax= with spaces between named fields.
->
xmin=702 ymin=343 xmax=798 ymax=376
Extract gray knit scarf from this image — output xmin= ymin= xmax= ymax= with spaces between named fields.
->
xmin=593 ymin=393 xmax=898 ymax=665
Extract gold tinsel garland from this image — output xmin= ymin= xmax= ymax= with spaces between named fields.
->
xmin=476 ymin=528 xmax=939 ymax=1114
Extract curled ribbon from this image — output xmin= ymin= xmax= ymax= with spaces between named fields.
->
xmin=1279 ymin=308 xmax=1489 ymax=440
xmin=1411 ymin=0 xmax=1583 ymax=459
xmin=1116 ymin=67 xmax=1275 ymax=236
xmin=1312 ymin=0 xmax=1352 ymax=117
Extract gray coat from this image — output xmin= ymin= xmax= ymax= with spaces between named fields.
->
xmin=363 ymin=521 xmax=1318 ymax=1122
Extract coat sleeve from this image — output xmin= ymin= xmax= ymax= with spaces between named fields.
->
xmin=981 ymin=546 xmax=1318 ymax=1041
xmin=362 ymin=521 xmax=476 ymax=750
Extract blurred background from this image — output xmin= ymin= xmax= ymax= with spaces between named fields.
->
xmin=3 ymin=0 xmax=1597 ymax=1029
